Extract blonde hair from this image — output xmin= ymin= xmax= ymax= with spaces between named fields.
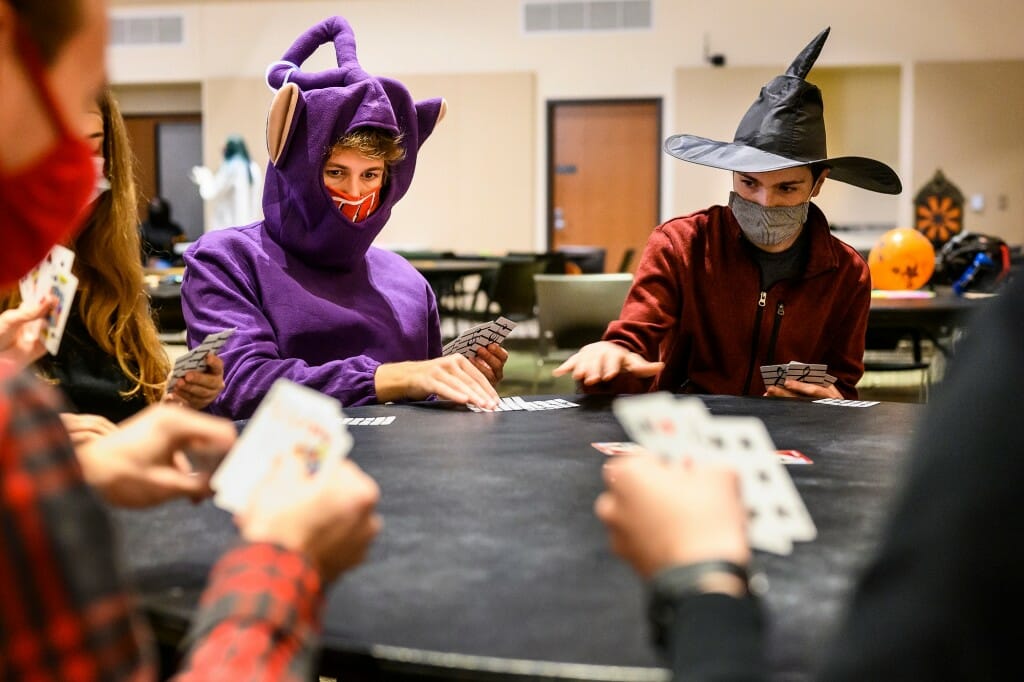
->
xmin=2 ymin=88 xmax=170 ymax=404
xmin=329 ymin=127 xmax=406 ymax=167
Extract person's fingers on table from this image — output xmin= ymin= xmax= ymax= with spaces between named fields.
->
xmin=416 ymin=357 xmax=494 ymax=408
xmin=445 ymin=356 xmax=499 ymax=407
xmin=449 ymin=354 xmax=499 ymax=400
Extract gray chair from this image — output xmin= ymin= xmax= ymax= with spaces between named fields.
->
xmin=532 ymin=273 xmax=633 ymax=391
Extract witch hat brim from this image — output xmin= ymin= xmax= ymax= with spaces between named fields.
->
xmin=665 ymin=134 xmax=902 ymax=194
xmin=665 ymin=27 xmax=902 ymax=195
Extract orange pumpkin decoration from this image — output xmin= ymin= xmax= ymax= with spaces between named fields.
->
xmin=868 ymin=227 xmax=936 ymax=290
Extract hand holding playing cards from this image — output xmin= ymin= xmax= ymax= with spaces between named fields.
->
xmin=0 ymin=296 xmax=55 ymax=369
xmin=165 ymin=352 xmax=225 ymax=410
xmin=375 ymin=355 xmax=501 ymax=409
xmin=553 ymin=341 xmax=664 ymax=386
xmin=595 ymin=455 xmax=750 ymax=580
xmin=765 ymin=379 xmax=842 ymax=400
xmin=236 ymin=457 xmax=381 ymax=583
xmin=76 ymin=404 xmax=237 ymax=508
xmin=472 ymin=343 xmax=508 ymax=386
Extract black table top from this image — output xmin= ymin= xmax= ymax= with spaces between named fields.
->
xmin=114 ymin=394 xmax=924 ymax=681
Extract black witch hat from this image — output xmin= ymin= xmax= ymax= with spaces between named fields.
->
xmin=664 ymin=28 xmax=902 ymax=194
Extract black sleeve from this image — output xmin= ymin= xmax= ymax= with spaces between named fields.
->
xmin=665 ymin=592 xmax=766 ymax=681
xmin=818 ymin=275 xmax=1024 ymax=680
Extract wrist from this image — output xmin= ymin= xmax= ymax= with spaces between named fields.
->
xmin=373 ymin=361 xmax=410 ymax=403
xmin=647 ymin=560 xmax=758 ymax=650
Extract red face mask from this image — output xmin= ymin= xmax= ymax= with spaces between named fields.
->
xmin=327 ymin=185 xmax=381 ymax=223
xmin=0 ymin=23 xmax=94 ymax=288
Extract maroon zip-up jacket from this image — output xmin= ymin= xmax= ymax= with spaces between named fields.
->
xmin=599 ymin=203 xmax=869 ymax=398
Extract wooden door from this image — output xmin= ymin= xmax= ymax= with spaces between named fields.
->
xmin=548 ymin=100 xmax=660 ymax=273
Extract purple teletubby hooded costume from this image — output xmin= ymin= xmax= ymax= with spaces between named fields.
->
xmin=181 ymin=16 xmax=446 ymax=419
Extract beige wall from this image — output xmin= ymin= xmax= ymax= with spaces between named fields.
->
xmin=107 ymin=0 xmax=1024 ymax=247
xmin=913 ymin=61 xmax=1024 ymax=245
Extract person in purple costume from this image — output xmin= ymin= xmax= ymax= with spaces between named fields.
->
xmin=181 ymin=16 xmax=506 ymax=419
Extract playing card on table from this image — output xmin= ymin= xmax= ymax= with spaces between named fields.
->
xmin=211 ymin=379 xmax=351 ymax=513
xmin=168 ymin=328 xmax=236 ymax=388
xmin=442 ymin=316 xmax=517 ymax=358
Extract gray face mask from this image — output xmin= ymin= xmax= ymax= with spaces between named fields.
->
xmin=728 ymin=191 xmax=810 ymax=248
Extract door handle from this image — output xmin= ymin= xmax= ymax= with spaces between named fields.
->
xmin=553 ymin=207 xmax=565 ymax=231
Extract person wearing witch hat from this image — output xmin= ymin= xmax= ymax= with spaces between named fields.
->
xmin=555 ymin=27 xmax=900 ymax=400
xmin=181 ymin=16 xmax=507 ymax=419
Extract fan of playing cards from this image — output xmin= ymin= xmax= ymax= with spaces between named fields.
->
xmin=442 ymin=317 xmax=516 ymax=358
xmin=168 ymin=329 xmax=235 ymax=391
xmin=19 ymin=245 xmax=79 ymax=355
xmin=612 ymin=392 xmax=816 ymax=555
xmin=760 ymin=361 xmax=836 ymax=388
xmin=210 ymin=379 xmax=353 ymax=513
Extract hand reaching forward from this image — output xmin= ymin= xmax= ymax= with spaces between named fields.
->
xmin=76 ymin=404 xmax=237 ymax=508
xmin=553 ymin=341 xmax=664 ymax=387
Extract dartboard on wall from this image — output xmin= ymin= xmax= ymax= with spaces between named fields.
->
xmin=914 ymin=169 xmax=964 ymax=248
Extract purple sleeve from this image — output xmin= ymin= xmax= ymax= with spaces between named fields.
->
xmin=181 ymin=242 xmax=383 ymax=419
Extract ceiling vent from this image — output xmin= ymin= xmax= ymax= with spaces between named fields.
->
xmin=523 ymin=0 xmax=652 ymax=33
xmin=110 ymin=13 xmax=185 ymax=46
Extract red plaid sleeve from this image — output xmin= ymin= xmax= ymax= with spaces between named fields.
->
xmin=174 ymin=543 xmax=323 ymax=682
xmin=0 ymin=371 xmax=158 ymax=681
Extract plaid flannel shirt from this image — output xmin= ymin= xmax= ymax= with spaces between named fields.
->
xmin=0 ymin=371 xmax=323 ymax=681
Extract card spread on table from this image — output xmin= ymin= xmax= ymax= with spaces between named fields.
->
xmin=813 ymin=398 xmax=880 ymax=408
xmin=211 ymin=379 xmax=352 ymax=513
xmin=760 ymin=361 xmax=835 ymax=388
xmin=467 ymin=396 xmax=579 ymax=412
xmin=342 ymin=415 xmax=396 ymax=426
xmin=612 ymin=392 xmax=817 ymax=555
xmin=167 ymin=328 xmax=236 ymax=390
xmin=19 ymin=245 xmax=79 ymax=355
xmin=442 ymin=317 xmax=517 ymax=359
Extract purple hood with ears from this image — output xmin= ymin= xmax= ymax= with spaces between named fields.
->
xmin=262 ymin=16 xmax=444 ymax=270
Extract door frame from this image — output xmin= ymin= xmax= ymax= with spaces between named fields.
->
xmin=545 ymin=97 xmax=663 ymax=248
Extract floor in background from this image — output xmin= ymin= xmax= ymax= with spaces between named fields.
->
xmin=161 ymin=329 xmax=936 ymax=405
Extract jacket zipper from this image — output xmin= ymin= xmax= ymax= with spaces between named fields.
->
xmin=765 ymin=302 xmax=785 ymax=364
xmin=742 ymin=291 xmax=767 ymax=394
